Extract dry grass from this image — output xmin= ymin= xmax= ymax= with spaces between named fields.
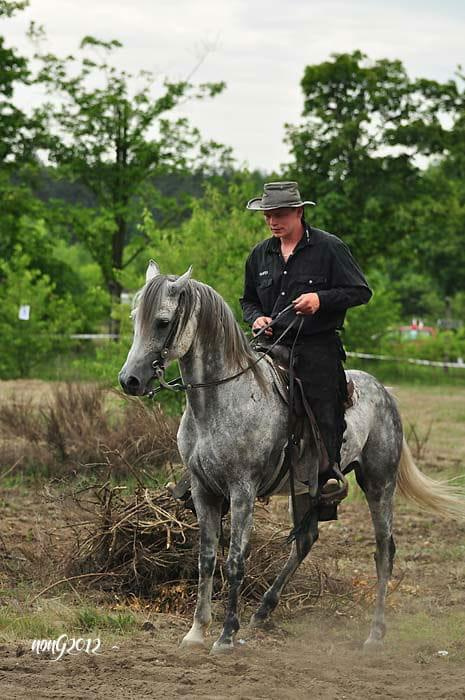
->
xmin=394 ymin=384 xmax=465 ymax=469
xmin=0 ymin=383 xmax=179 ymax=478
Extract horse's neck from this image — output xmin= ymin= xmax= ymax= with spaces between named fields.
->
xmin=180 ymin=337 xmax=234 ymax=387
xmin=179 ymin=335 xmax=256 ymax=415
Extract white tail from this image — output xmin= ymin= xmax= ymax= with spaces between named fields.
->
xmin=397 ymin=438 xmax=465 ymax=520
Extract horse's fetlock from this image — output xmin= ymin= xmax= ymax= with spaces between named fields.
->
xmin=224 ymin=611 xmax=240 ymax=634
xmin=263 ymin=591 xmax=279 ymax=611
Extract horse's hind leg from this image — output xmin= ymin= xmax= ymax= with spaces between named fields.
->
xmin=181 ymin=481 xmax=223 ymax=649
xmin=211 ymin=487 xmax=255 ymax=654
xmin=358 ymin=464 xmax=397 ymax=651
xmin=250 ymin=492 xmax=319 ymax=628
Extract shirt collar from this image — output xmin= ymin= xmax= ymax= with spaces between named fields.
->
xmin=266 ymin=221 xmax=314 ymax=254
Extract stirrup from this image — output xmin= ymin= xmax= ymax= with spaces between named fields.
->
xmin=319 ymin=478 xmax=348 ymax=505
xmin=317 ymin=467 xmax=349 ymax=522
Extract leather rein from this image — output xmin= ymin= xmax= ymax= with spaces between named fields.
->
xmin=146 ymin=301 xmax=300 ymax=398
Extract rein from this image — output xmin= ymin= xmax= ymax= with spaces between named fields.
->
xmin=146 ymin=303 xmax=297 ymax=398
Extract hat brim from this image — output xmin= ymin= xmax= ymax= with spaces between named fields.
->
xmin=246 ymin=198 xmax=316 ymax=211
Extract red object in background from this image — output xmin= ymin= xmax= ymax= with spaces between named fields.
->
xmin=398 ymin=319 xmax=437 ymax=341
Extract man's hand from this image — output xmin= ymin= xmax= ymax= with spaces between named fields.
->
xmin=252 ymin=316 xmax=273 ymax=336
xmin=292 ymin=293 xmax=320 ymax=315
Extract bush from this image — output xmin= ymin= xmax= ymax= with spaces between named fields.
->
xmin=0 ymin=382 xmax=180 ymax=477
xmin=343 ymin=270 xmax=401 ymax=352
xmin=0 ymin=251 xmax=79 ymax=378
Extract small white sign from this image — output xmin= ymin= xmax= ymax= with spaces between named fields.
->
xmin=18 ymin=305 xmax=30 ymax=321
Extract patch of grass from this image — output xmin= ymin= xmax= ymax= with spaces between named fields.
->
xmin=390 ymin=610 xmax=465 ymax=652
xmin=0 ymin=600 xmax=139 ymax=643
xmin=0 ymin=600 xmax=76 ymax=642
xmin=75 ymin=606 xmax=137 ymax=634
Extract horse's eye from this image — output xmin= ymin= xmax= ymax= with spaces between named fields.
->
xmin=156 ymin=318 xmax=170 ymax=329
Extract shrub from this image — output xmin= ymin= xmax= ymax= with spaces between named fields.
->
xmin=0 ymin=382 xmax=180 ymax=478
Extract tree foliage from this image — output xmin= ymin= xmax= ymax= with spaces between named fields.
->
xmin=285 ymin=51 xmax=460 ymax=266
xmin=33 ymin=34 xmax=231 ymax=321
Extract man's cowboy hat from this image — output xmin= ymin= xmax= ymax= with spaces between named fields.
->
xmin=246 ymin=181 xmax=315 ymax=211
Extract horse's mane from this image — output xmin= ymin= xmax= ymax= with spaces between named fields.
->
xmin=136 ymin=276 xmax=267 ymax=391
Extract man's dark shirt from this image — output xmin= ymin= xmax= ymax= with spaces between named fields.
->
xmin=240 ymin=223 xmax=372 ymax=339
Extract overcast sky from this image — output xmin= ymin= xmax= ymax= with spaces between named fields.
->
xmin=2 ymin=0 xmax=464 ymax=172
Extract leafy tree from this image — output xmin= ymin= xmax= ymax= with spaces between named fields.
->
xmin=136 ymin=176 xmax=268 ymax=320
xmin=342 ymin=270 xmax=401 ymax=352
xmin=285 ymin=51 xmax=459 ymax=266
xmin=33 ymin=35 xmax=230 ymax=330
xmin=0 ymin=0 xmax=34 ymax=165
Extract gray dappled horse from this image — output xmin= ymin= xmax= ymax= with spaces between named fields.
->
xmin=119 ymin=262 xmax=465 ymax=653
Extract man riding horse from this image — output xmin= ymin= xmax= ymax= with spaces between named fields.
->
xmin=170 ymin=180 xmax=372 ymax=520
xmin=240 ymin=181 xmax=372 ymax=517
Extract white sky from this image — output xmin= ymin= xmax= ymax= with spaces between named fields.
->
xmin=2 ymin=0 xmax=464 ymax=171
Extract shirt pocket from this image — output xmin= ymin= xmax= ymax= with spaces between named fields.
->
xmin=294 ymin=273 xmax=327 ymax=293
xmin=256 ymin=276 xmax=274 ymax=309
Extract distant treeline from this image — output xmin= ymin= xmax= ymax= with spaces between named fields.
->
xmin=1 ymin=2 xmax=464 ymax=380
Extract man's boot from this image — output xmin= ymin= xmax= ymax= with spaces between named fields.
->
xmin=318 ymin=466 xmax=349 ymax=521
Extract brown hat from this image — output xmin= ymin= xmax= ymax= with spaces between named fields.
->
xmin=246 ymin=181 xmax=315 ymax=211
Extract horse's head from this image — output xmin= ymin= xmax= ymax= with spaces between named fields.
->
xmin=119 ymin=260 xmax=196 ymax=396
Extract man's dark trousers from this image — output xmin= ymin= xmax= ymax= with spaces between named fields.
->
xmin=292 ymin=332 xmax=347 ymax=473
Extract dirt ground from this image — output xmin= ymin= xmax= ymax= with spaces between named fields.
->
xmin=1 ymin=490 xmax=465 ymax=699
xmin=0 ymin=381 xmax=465 ymax=699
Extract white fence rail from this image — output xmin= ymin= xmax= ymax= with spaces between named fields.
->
xmin=69 ymin=335 xmax=465 ymax=370
xmin=346 ymin=351 xmax=465 ymax=369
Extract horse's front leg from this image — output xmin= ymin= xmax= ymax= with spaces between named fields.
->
xmin=250 ymin=492 xmax=319 ymax=628
xmin=211 ymin=487 xmax=255 ymax=654
xmin=181 ymin=480 xmax=223 ymax=649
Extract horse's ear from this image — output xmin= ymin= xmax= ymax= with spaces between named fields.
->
xmin=146 ymin=260 xmax=160 ymax=283
xmin=170 ymin=266 xmax=192 ymax=294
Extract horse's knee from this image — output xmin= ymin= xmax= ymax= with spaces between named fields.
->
xmin=199 ymin=552 xmax=216 ymax=578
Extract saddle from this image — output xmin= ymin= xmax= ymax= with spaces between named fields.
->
xmin=257 ymin=342 xmax=355 ymax=410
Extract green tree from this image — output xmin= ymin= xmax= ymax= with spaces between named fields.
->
xmin=0 ymin=0 xmax=35 ymax=165
xmin=34 ymin=35 xmax=230 ymax=330
xmin=136 ymin=175 xmax=267 ymax=320
xmin=285 ymin=51 xmax=459 ymax=266
xmin=343 ymin=270 xmax=401 ymax=352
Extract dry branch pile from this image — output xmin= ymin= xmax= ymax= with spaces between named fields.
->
xmin=63 ymin=486 xmax=325 ymax=615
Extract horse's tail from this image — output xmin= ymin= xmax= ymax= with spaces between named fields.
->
xmin=397 ymin=438 xmax=465 ymax=520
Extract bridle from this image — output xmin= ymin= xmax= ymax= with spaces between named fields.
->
xmin=145 ymin=301 xmax=303 ymax=398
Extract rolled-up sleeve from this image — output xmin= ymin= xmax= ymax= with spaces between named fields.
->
xmin=317 ymin=239 xmax=372 ymax=312
xmin=240 ymin=254 xmax=263 ymax=326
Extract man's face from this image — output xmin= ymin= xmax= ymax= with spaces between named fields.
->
xmin=263 ymin=207 xmax=303 ymax=239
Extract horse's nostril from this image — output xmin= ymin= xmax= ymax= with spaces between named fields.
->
xmin=127 ymin=375 xmax=140 ymax=390
xmin=120 ymin=374 xmax=140 ymax=395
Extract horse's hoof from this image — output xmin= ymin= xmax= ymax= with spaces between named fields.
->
xmin=210 ymin=639 xmax=234 ymax=655
xmin=363 ymin=637 xmax=384 ymax=654
xmin=180 ymin=635 xmax=206 ymax=650
xmin=249 ymin=614 xmax=272 ymax=630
